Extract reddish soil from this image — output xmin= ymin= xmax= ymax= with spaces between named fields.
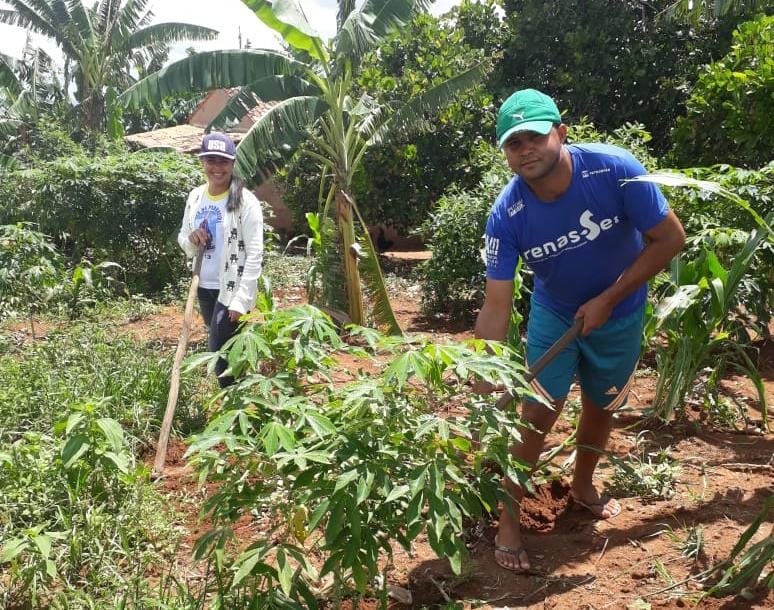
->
xmin=126 ymin=278 xmax=774 ymax=610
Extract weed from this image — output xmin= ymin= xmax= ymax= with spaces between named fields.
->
xmin=263 ymin=252 xmax=313 ymax=291
xmin=0 ymin=320 xmax=203 ymax=446
xmin=606 ymin=447 xmax=682 ymax=500
xmin=661 ymin=522 xmax=706 ymax=561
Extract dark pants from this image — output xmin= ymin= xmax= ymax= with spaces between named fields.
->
xmin=198 ymin=288 xmax=239 ymax=388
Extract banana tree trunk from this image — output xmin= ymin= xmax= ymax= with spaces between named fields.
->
xmin=335 ymin=186 xmax=365 ymax=326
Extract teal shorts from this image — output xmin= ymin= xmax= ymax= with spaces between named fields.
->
xmin=526 ymin=301 xmax=645 ymax=410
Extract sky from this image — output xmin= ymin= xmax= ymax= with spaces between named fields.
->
xmin=0 ymin=0 xmax=464 ymax=65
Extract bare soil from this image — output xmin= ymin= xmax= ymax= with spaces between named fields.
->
xmin=127 ymin=276 xmax=774 ymax=610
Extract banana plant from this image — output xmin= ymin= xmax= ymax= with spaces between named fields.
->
xmin=0 ymin=0 xmax=218 ymax=131
xmin=0 ymin=41 xmax=63 ymax=167
xmin=121 ymin=0 xmax=489 ymax=333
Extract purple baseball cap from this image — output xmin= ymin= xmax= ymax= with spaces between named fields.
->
xmin=198 ymin=133 xmax=236 ymax=160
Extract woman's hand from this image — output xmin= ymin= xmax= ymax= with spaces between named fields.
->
xmin=188 ymin=228 xmax=209 ymax=247
xmin=227 ymin=309 xmax=241 ymax=322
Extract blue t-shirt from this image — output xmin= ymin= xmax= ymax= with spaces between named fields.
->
xmin=484 ymin=143 xmax=669 ymax=319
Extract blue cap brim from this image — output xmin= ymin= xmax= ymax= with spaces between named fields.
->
xmin=498 ymin=120 xmax=554 ymax=148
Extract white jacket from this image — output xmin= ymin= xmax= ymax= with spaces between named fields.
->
xmin=178 ymin=184 xmax=264 ymax=314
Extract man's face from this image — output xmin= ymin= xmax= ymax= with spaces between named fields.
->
xmin=201 ymin=155 xmax=234 ymax=192
xmin=502 ymin=124 xmax=567 ymax=181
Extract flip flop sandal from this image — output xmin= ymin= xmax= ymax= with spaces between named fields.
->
xmin=571 ymin=495 xmax=622 ymax=519
xmin=494 ymin=535 xmax=530 ymax=573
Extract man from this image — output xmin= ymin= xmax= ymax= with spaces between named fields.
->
xmin=475 ymin=89 xmax=685 ymax=572
xmin=178 ymin=133 xmax=264 ymax=387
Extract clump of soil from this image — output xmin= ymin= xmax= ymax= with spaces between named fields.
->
xmin=520 ymin=479 xmax=572 ymax=531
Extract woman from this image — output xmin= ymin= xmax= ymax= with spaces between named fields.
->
xmin=178 ymin=133 xmax=264 ymax=387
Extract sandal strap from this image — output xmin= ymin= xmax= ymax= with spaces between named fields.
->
xmin=494 ymin=538 xmax=526 ymax=557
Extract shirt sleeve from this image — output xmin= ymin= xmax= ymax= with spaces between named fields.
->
xmin=484 ymin=196 xmax=521 ymax=281
xmin=617 ymin=152 xmax=669 ymax=233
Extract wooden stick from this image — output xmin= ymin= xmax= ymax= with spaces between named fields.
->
xmin=495 ymin=318 xmax=583 ymax=410
xmin=152 ymin=248 xmax=204 ymax=478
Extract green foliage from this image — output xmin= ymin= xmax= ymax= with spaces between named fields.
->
xmin=0 ymin=0 xmax=217 ymax=133
xmin=0 ymin=319 xmax=202 ymax=445
xmin=184 ymin=303 xmax=537 ymax=604
xmin=606 ymin=439 xmax=681 ymax=500
xmin=702 ymin=496 xmax=773 ymax=599
xmin=354 ymin=3 xmax=499 ymax=231
xmin=0 ymin=223 xmax=62 ymax=328
xmin=280 ymin=2 xmax=502 ymax=234
xmin=0 ymin=147 xmax=203 ymax=294
xmin=636 ymin=172 xmax=772 ymax=428
xmin=0 ymin=404 xmax=178 ymax=608
xmin=671 ymin=15 xmax=774 ymax=168
xmin=661 ymin=522 xmax=706 ymax=562
xmin=647 ymin=228 xmax=770 ymax=427
xmin=499 ymin=0 xmax=741 ymax=152
xmin=661 ymin=162 xmax=774 ymax=331
xmin=418 ymin=141 xmax=510 ymax=320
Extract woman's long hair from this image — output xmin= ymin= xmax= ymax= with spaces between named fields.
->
xmin=227 ymin=176 xmax=245 ymax=212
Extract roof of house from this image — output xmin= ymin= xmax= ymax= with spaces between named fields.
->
xmin=124 ymin=124 xmax=244 ymax=153
xmin=125 ymin=88 xmax=277 ymax=152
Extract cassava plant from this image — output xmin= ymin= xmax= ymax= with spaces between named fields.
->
xmin=183 ymin=303 xmax=536 ymax=608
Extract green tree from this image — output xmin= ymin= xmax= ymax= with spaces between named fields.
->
xmin=670 ymin=15 xmax=774 ymax=168
xmin=663 ymin=0 xmax=771 ymax=23
xmin=281 ymin=1 xmax=501 ymax=233
xmin=121 ymin=0 xmax=488 ymax=332
xmin=0 ymin=0 xmax=217 ymax=132
xmin=0 ymin=39 xmax=68 ymax=165
xmin=499 ymin=0 xmax=741 ymax=152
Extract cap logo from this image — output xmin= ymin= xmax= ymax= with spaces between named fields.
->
xmin=207 ymin=140 xmax=227 ymax=152
xmin=512 ymin=112 xmax=524 ymax=120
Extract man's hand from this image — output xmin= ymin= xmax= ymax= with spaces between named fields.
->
xmin=575 ymin=211 xmax=685 ymax=336
xmin=575 ymin=294 xmax=614 ymax=336
xmin=228 ymin=309 xmax=241 ymax=322
xmin=471 ymin=379 xmax=504 ymax=394
xmin=188 ymin=228 xmax=209 ymax=247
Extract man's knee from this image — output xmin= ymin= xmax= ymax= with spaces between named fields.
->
xmin=521 ymin=399 xmax=564 ymax=435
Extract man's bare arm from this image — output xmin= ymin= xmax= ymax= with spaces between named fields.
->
xmin=475 ymin=278 xmax=515 ymax=341
xmin=576 ymin=211 xmax=686 ymax=334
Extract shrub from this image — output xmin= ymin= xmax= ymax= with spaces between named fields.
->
xmin=670 ymin=15 xmax=774 ymax=169
xmin=0 ymin=223 xmax=62 ymax=332
xmin=0 ymin=148 xmax=203 ymax=294
xmin=184 ymin=304 xmax=534 ymax=606
xmin=418 ymin=142 xmax=510 ymax=321
xmin=658 ymin=162 xmax=774 ymax=331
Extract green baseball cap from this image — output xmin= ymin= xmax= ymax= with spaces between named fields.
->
xmin=496 ymin=88 xmax=561 ymax=148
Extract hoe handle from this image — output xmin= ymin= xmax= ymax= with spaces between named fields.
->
xmin=495 ymin=318 xmax=583 ymax=410
xmin=152 ymin=248 xmax=204 ymax=478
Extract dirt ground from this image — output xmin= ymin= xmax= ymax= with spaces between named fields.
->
xmin=131 ymin=276 xmax=773 ymax=610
